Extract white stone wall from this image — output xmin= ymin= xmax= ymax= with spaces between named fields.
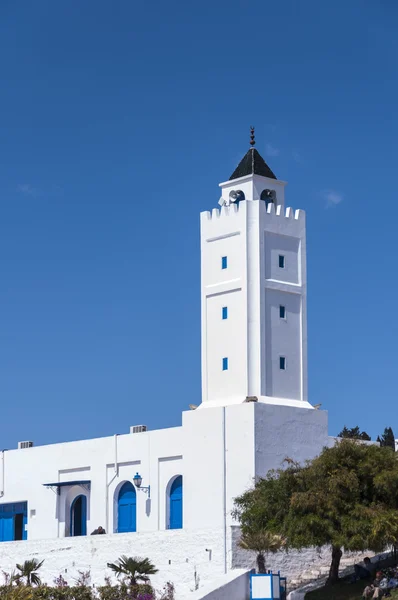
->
xmin=0 ymin=426 xmax=184 ymax=540
xmin=0 ymin=401 xmax=328 ymax=542
xmin=0 ymin=529 xmax=226 ymax=599
xmin=254 ymin=404 xmax=329 ymax=478
xmin=200 ymin=173 xmax=308 ymax=409
xmin=189 ymin=569 xmax=251 ymax=600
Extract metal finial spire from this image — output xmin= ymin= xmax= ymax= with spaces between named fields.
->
xmin=250 ymin=126 xmax=255 ymax=147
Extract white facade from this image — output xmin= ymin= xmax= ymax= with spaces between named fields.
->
xmin=200 ymin=173 xmax=308 ymax=409
xmin=0 ymin=139 xmax=331 ymax=596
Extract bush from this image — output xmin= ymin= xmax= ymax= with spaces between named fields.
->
xmin=97 ymin=584 xmax=154 ymax=600
xmin=0 ymin=587 xmax=95 ymax=600
xmin=0 ymin=583 xmax=156 ymax=600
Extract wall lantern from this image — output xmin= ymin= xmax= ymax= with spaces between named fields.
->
xmin=133 ymin=472 xmax=151 ymax=498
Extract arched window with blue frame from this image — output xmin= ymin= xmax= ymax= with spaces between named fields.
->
xmin=169 ymin=475 xmax=183 ymax=530
xmin=117 ymin=481 xmax=137 ymax=533
xmin=70 ymin=495 xmax=87 ymax=537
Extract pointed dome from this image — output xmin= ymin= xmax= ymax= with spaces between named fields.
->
xmin=229 ymin=147 xmax=277 ymax=181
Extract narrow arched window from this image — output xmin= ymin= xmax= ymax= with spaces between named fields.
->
xmin=261 ymin=189 xmax=276 ymax=207
xmin=228 ymin=190 xmax=245 ymax=204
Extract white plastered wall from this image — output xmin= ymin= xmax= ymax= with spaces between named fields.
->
xmin=200 ymin=173 xmax=308 ymax=409
xmin=0 ymin=426 xmax=184 ymax=540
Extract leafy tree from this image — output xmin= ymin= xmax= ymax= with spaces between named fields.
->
xmin=238 ymin=530 xmax=285 ymax=573
xmin=233 ymin=439 xmax=398 ymax=585
xmin=15 ymin=559 xmax=44 ymax=586
xmin=337 ymin=425 xmax=371 ymax=441
xmin=379 ymin=427 xmax=395 ymax=451
xmin=106 ymin=556 xmax=158 ymax=586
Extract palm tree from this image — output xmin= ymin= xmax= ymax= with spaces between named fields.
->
xmin=15 ymin=559 xmax=44 ymax=586
xmin=239 ymin=530 xmax=285 ymax=573
xmin=107 ymin=555 xmax=158 ymax=586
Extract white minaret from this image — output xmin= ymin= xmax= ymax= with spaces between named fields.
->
xmin=199 ymin=129 xmax=311 ymax=409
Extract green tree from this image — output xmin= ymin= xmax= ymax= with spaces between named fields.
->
xmin=233 ymin=439 xmax=398 ymax=585
xmin=337 ymin=425 xmax=371 ymax=441
xmin=379 ymin=427 xmax=395 ymax=451
xmin=238 ymin=530 xmax=285 ymax=573
xmin=15 ymin=559 xmax=44 ymax=586
xmin=106 ymin=556 xmax=158 ymax=586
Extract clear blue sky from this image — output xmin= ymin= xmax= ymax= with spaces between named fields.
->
xmin=1 ymin=1 xmax=397 ymax=448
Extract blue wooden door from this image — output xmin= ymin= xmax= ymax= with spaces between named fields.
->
xmin=169 ymin=476 xmax=183 ymax=530
xmin=0 ymin=515 xmax=14 ymax=541
xmin=118 ymin=482 xmax=136 ymax=533
xmin=71 ymin=495 xmax=87 ymax=536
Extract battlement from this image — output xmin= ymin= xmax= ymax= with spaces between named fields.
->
xmin=200 ymin=200 xmax=305 ymax=224
xmin=200 ymin=203 xmax=241 ymax=223
xmin=265 ymin=202 xmax=305 ymax=221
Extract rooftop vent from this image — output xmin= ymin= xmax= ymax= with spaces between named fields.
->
xmin=18 ymin=441 xmax=34 ymax=449
xmin=130 ymin=425 xmax=147 ymax=434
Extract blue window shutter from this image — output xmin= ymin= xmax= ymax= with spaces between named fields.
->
xmin=169 ymin=476 xmax=183 ymax=530
xmin=221 ymin=256 xmax=228 ymax=269
xmin=279 ymin=305 xmax=286 ymax=319
xmin=278 ymin=255 xmax=285 ymax=268
xmin=222 ymin=307 xmax=228 ymax=320
xmin=279 ymin=356 xmax=286 ymax=370
xmin=222 ymin=357 xmax=228 ymax=371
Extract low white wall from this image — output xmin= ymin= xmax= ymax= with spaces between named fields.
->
xmin=0 ymin=528 xmax=226 ymax=599
xmin=230 ymin=527 xmax=369 ymax=583
xmin=189 ymin=569 xmax=251 ymax=600
xmin=231 ymin=526 xmax=330 ymax=578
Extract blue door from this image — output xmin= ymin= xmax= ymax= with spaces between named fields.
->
xmin=118 ymin=482 xmax=136 ymax=533
xmin=0 ymin=502 xmax=28 ymax=542
xmin=0 ymin=515 xmax=14 ymax=541
xmin=71 ymin=495 xmax=87 ymax=536
xmin=169 ymin=476 xmax=183 ymax=530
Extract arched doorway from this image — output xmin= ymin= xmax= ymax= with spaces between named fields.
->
xmin=169 ymin=476 xmax=183 ymax=530
xmin=70 ymin=495 xmax=87 ymax=536
xmin=117 ymin=482 xmax=137 ymax=533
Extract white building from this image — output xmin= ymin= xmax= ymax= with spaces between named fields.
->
xmin=0 ymin=133 xmax=331 ymax=597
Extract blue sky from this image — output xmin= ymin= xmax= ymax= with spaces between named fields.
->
xmin=1 ymin=1 xmax=397 ymax=448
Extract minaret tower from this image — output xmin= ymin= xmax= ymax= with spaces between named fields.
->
xmin=199 ymin=129 xmax=311 ymax=409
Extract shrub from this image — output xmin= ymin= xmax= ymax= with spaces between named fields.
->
xmin=97 ymin=584 xmax=154 ymax=600
xmin=4 ymin=586 xmax=95 ymax=600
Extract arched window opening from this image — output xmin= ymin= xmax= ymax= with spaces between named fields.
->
xmin=261 ymin=189 xmax=276 ymax=207
xmin=229 ymin=190 xmax=245 ymax=205
xmin=169 ymin=476 xmax=183 ymax=530
xmin=70 ymin=495 xmax=87 ymax=537
xmin=117 ymin=481 xmax=137 ymax=533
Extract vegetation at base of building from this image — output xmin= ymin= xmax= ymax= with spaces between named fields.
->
xmin=0 ymin=556 xmax=173 ymax=600
xmin=15 ymin=561 xmax=45 ymax=587
xmin=106 ymin=557 xmax=158 ymax=587
xmin=0 ymin=586 xmax=156 ymax=600
xmin=233 ymin=439 xmax=398 ymax=585
xmin=0 ymin=583 xmax=175 ymax=600
xmin=238 ymin=530 xmax=285 ymax=573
